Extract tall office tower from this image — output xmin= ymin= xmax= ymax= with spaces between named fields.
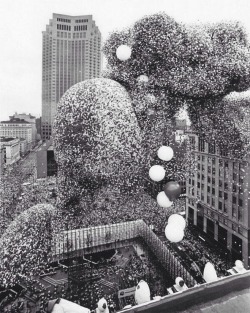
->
xmin=42 ymin=13 xmax=102 ymax=140
xmin=186 ymin=132 xmax=250 ymax=269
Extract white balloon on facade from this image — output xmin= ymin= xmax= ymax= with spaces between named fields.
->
xmin=203 ymin=262 xmax=218 ymax=283
xmin=157 ymin=191 xmax=173 ymax=208
xmin=165 ymin=223 xmax=184 ymax=243
xmin=157 ymin=146 xmax=174 ymax=161
xmin=149 ymin=165 xmax=165 ymax=182
xmin=168 ymin=214 xmax=186 ymax=230
xmin=116 ymin=45 xmax=132 ymax=61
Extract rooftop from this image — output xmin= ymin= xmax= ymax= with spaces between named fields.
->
xmin=1 ymin=118 xmax=31 ymax=124
xmin=0 ymin=137 xmax=16 ymax=142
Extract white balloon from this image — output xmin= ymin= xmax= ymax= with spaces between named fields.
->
xmin=137 ymin=75 xmax=149 ymax=83
xmin=146 ymin=94 xmax=156 ymax=103
xmin=51 ymin=299 xmax=90 ymax=313
xmin=165 ymin=224 xmax=184 ymax=243
xmin=168 ymin=214 xmax=186 ymax=230
xmin=157 ymin=191 xmax=173 ymax=208
xmin=157 ymin=146 xmax=174 ymax=161
xmin=203 ymin=262 xmax=218 ymax=283
xmin=116 ymin=45 xmax=132 ymax=61
xmin=235 ymin=260 xmax=244 ymax=270
xmin=175 ymin=277 xmax=184 ymax=287
xmin=149 ymin=165 xmax=165 ymax=182
xmin=135 ymin=280 xmax=151 ymax=305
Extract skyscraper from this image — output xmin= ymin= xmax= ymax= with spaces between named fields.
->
xmin=42 ymin=13 xmax=102 ymax=139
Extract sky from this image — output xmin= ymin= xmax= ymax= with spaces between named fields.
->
xmin=1 ymin=0 xmax=250 ymax=121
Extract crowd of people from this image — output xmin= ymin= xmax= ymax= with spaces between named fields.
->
xmin=0 ymin=156 xmax=236 ymax=312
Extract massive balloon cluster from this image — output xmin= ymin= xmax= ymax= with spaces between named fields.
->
xmin=103 ymin=12 xmax=250 ymax=157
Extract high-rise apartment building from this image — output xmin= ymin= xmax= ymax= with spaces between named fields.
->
xmin=186 ymin=133 xmax=250 ymax=269
xmin=42 ymin=13 xmax=102 ymax=139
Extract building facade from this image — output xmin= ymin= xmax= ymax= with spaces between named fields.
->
xmin=20 ymin=138 xmax=28 ymax=156
xmin=36 ymin=139 xmax=57 ymax=178
xmin=0 ymin=137 xmax=20 ymax=165
xmin=0 ymin=119 xmax=33 ymax=151
xmin=10 ymin=113 xmax=37 ymax=144
xmin=186 ymin=133 xmax=250 ymax=269
xmin=42 ymin=13 xmax=102 ymax=140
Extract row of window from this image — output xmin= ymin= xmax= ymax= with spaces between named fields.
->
xmin=57 ymin=18 xmax=71 ymax=23
xmin=74 ymin=25 xmax=87 ymax=31
xmin=75 ymin=19 xmax=88 ymax=23
xmin=57 ymin=24 xmax=71 ymax=31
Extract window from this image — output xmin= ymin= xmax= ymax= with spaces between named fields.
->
xmin=238 ymin=208 xmax=243 ymax=221
xmin=239 ymin=198 xmax=243 ymax=207
xmin=212 ymin=198 xmax=215 ymax=206
xmin=233 ymin=196 xmax=237 ymax=204
xmin=219 ymin=190 xmax=222 ymax=198
xmin=208 ymin=142 xmax=216 ymax=154
xmin=199 ymin=138 xmax=205 ymax=152
xmin=224 ymin=192 xmax=228 ymax=200
xmin=232 ymin=206 xmax=236 ymax=218
xmin=212 ymin=188 xmax=215 ymax=195
xmin=207 ymin=195 xmax=210 ymax=204
xmin=207 ymin=186 xmax=210 ymax=193
xmin=219 ymin=201 xmax=222 ymax=210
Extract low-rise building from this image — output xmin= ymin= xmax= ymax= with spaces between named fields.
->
xmin=0 ymin=118 xmax=32 ymax=151
xmin=0 ymin=137 xmax=20 ymax=165
xmin=10 ymin=113 xmax=38 ymax=144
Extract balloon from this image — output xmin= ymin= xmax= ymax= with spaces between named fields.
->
xmin=157 ymin=146 xmax=174 ymax=161
xmin=135 ymin=280 xmax=151 ymax=305
xmin=203 ymin=262 xmax=218 ymax=283
xmin=164 ymin=181 xmax=181 ymax=201
xmin=157 ymin=191 xmax=173 ymax=208
xmin=50 ymin=299 xmax=90 ymax=313
xmin=97 ymin=298 xmax=109 ymax=313
xmin=146 ymin=94 xmax=156 ymax=103
xmin=165 ymin=224 xmax=184 ymax=243
xmin=116 ymin=45 xmax=132 ymax=61
xmin=235 ymin=260 xmax=244 ymax=270
xmin=137 ymin=75 xmax=149 ymax=83
xmin=175 ymin=277 xmax=184 ymax=287
xmin=168 ymin=214 xmax=186 ymax=230
xmin=149 ymin=165 xmax=165 ymax=182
